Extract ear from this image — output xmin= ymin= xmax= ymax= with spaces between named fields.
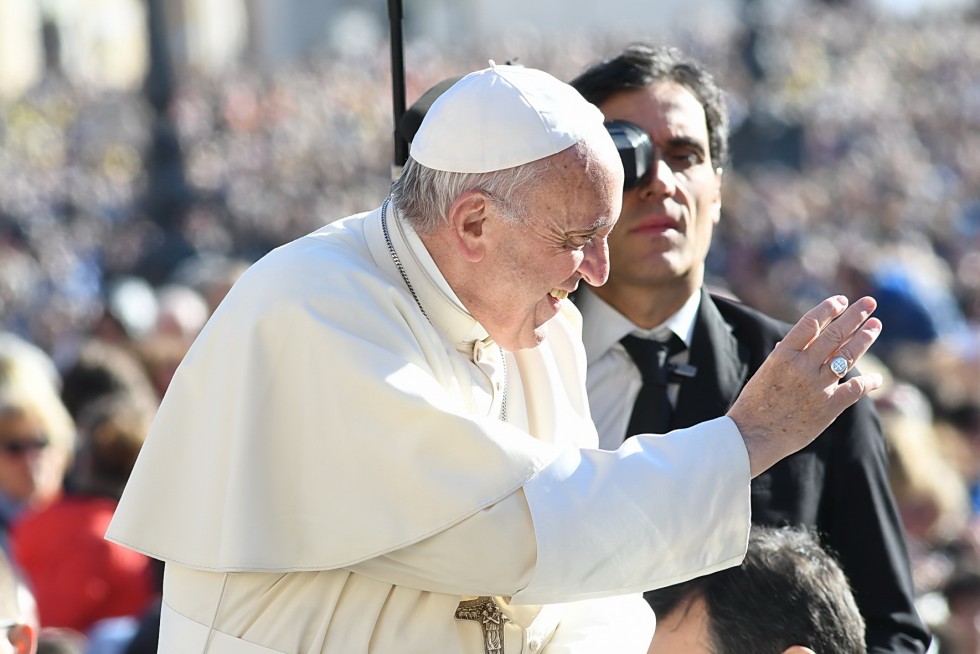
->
xmin=710 ymin=167 xmax=723 ymax=225
xmin=447 ymin=189 xmax=492 ymax=263
xmin=8 ymin=623 xmax=37 ymax=654
xmin=782 ymin=646 xmax=816 ymax=654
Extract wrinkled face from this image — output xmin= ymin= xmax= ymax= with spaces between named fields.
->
xmin=597 ymin=81 xmax=722 ymax=298
xmin=0 ymin=414 xmax=64 ymax=505
xmin=648 ymin=597 xmax=716 ymax=654
xmin=476 ymin=143 xmax=623 ymax=351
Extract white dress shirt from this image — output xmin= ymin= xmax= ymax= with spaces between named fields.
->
xmin=577 ymin=287 xmax=701 ymax=450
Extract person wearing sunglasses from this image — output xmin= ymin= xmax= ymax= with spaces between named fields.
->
xmin=0 ymin=354 xmax=75 ymax=554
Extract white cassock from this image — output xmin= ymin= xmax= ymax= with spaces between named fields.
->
xmin=106 ymin=200 xmax=752 ymax=653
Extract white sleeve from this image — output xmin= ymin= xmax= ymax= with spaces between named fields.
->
xmin=348 ymin=417 xmax=751 ymax=603
xmin=543 ymin=594 xmax=656 ymax=653
xmin=515 ymin=416 xmax=751 ymax=604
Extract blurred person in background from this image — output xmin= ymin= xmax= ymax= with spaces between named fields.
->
xmin=940 ymin=405 xmax=980 ymax=520
xmin=0 ymin=338 xmax=59 ymax=395
xmin=940 ymin=568 xmax=980 ymax=654
xmin=569 ymin=43 xmax=929 ymax=653
xmin=133 ymin=283 xmax=210 ymax=398
xmin=835 ymin=244 xmax=972 ymax=368
xmin=151 ymin=284 xmax=209 ymax=343
xmin=58 ymin=340 xmax=159 ymax=428
xmin=11 ymin=393 xmax=157 ymax=634
xmin=92 ymin=279 xmax=159 ymax=354
xmin=646 ymin=525 xmax=866 ymax=654
xmin=0 ymin=354 xmax=74 ymax=553
xmin=877 ymin=381 xmax=971 ymax=596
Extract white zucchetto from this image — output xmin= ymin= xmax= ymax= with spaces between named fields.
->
xmin=410 ymin=61 xmax=606 ymax=174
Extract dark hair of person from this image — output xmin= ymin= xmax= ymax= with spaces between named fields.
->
xmin=60 ymin=339 xmax=159 ymax=421
xmin=69 ymin=392 xmax=154 ymax=500
xmin=569 ymin=43 xmax=730 ymax=170
xmin=943 ymin=565 xmax=980 ymax=613
xmin=645 ymin=526 xmax=866 ymax=654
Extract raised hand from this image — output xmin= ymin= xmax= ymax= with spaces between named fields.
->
xmin=727 ymin=295 xmax=883 ymax=477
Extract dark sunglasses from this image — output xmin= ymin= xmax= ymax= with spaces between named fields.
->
xmin=0 ymin=437 xmax=50 ymax=456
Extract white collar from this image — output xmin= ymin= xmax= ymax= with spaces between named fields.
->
xmin=578 ymin=287 xmax=701 ymax=365
xmin=383 ymin=200 xmax=493 ymax=352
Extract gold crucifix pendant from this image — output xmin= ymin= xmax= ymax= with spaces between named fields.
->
xmin=455 ymin=596 xmax=510 ymax=654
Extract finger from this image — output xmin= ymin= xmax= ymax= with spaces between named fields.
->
xmin=825 ymin=316 xmax=882 ymax=378
xmin=827 ymin=369 xmax=885 ymax=411
xmin=808 ymin=296 xmax=877 ymax=365
xmin=779 ymin=296 xmax=849 ymax=352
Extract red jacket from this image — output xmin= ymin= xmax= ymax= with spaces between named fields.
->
xmin=11 ymin=494 xmax=157 ymax=632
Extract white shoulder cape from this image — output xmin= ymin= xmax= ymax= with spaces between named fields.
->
xmin=106 ymin=205 xmax=583 ymax=571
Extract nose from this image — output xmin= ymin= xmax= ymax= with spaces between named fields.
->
xmin=578 ymin=238 xmax=611 ymax=287
xmin=638 ymin=158 xmax=676 ymax=199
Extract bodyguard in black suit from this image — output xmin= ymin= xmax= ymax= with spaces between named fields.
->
xmin=571 ymin=45 xmax=930 ymax=652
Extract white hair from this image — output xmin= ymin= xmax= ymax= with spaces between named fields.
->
xmin=389 ymin=154 xmax=557 ymax=234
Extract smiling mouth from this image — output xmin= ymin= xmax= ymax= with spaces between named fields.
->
xmin=549 ymin=289 xmax=569 ymax=300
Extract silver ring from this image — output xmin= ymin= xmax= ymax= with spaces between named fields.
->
xmin=829 ymin=356 xmax=849 ymax=378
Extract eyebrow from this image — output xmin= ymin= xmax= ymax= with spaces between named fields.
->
xmin=664 ymin=136 xmax=708 ymax=153
xmin=575 ymin=216 xmax=616 ymax=234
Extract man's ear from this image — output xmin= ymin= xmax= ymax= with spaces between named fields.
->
xmin=710 ymin=167 xmax=723 ymax=225
xmin=782 ymin=646 xmax=816 ymax=654
xmin=446 ymin=190 xmax=492 ymax=263
xmin=8 ymin=623 xmax=37 ymax=654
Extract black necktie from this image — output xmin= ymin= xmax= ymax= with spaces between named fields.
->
xmin=620 ymin=333 xmax=686 ymax=438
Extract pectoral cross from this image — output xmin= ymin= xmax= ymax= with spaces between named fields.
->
xmin=455 ymin=596 xmax=509 ymax=654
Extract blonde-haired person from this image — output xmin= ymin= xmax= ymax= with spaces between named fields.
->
xmin=0 ymin=353 xmax=75 ymax=551
xmin=877 ymin=381 xmax=971 ymax=598
xmin=11 ymin=393 xmax=158 ymax=632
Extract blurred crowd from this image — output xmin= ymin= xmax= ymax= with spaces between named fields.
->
xmin=1 ymin=2 xmax=980 ymax=652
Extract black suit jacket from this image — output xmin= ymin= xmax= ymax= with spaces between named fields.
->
xmin=664 ymin=290 xmax=929 ymax=653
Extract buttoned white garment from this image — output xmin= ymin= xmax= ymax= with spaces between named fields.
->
xmin=106 ymin=201 xmax=751 ymax=653
xmin=577 ymin=287 xmax=702 ymax=450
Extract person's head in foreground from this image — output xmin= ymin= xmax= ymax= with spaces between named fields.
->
xmin=391 ymin=61 xmax=625 ymax=351
xmin=646 ymin=526 xmax=866 ymax=654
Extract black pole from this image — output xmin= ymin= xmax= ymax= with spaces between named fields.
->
xmin=388 ymin=0 xmax=408 ymax=175
xmin=138 ymin=0 xmax=194 ymax=283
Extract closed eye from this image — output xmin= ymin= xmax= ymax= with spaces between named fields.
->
xmin=566 ymin=234 xmax=598 ymax=251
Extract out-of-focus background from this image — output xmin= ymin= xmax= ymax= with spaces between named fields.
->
xmin=1 ymin=0 xmax=980 ymax=652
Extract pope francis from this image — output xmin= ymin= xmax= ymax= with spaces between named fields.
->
xmin=106 ymin=62 xmax=884 ymax=653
